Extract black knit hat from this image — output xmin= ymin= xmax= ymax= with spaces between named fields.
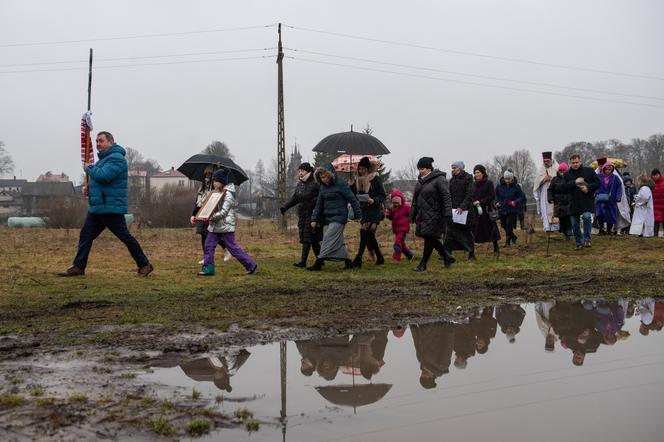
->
xmin=358 ymin=156 xmax=372 ymax=170
xmin=212 ymin=168 xmax=230 ymax=185
xmin=298 ymin=162 xmax=314 ymax=173
xmin=417 ymin=157 xmax=434 ymax=169
xmin=473 ymin=164 xmax=487 ymax=176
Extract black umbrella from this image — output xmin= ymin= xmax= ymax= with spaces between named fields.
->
xmin=313 ymin=130 xmax=390 ymax=156
xmin=177 ymin=154 xmax=248 ymax=185
xmin=315 ymin=383 xmax=392 ymax=408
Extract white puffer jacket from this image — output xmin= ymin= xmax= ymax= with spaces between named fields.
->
xmin=208 ymin=183 xmax=237 ymax=234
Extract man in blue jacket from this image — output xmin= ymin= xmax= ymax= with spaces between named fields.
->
xmin=59 ymin=131 xmax=153 ymax=276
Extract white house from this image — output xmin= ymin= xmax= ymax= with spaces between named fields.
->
xmin=150 ymin=167 xmax=195 ymax=193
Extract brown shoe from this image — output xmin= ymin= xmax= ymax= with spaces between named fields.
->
xmin=137 ymin=263 xmax=154 ymax=277
xmin=58 ymin=266 xmax=85 ymax=277
xmin=584 ymin=240 xmax=592 ymax=248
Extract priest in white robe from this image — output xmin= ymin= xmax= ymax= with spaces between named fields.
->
xmin=532 ymin=151 xmax=559 ymax=232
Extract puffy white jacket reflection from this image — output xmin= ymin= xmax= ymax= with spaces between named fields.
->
xmin=208 ymin=183 xmax=237 ymax=233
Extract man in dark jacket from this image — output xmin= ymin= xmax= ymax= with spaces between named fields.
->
xmin=560 ymin=154 xmax=600 ymax=249
xmin=281 ymin=162 xmax=322 ymax=267
xmin=409 ymin=157 xmax=454 ymax=271
xmin=59 ymin=131 xmax=153 ymax=277
xmin=445 ymin=161 xmax=477 ymax=260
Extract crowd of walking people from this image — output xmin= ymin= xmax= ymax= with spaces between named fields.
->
xmin=276 ymin=151 xmax=663 ymax=274
xmin=56 ymin=131 xmax=662 ymax=278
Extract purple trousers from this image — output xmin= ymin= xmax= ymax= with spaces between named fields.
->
xmin=204 ymin=231 xmax=256 ymax=271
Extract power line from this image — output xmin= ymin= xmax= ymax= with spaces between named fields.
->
xmin=0 ymin=24 xmax=277 ymax=48
xmin=0 ymin=55 xmax=271 ymax=75
xmin=283 ymin=24 xmax=664 ymax=82
xmin=285 ymin=47 xmax=664 ymax=102
xmin=287 ymin=56 xmax=664 ymax=109
xmin=0 ymin=48 xmax=275 ymax=68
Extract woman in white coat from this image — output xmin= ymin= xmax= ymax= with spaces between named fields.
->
xmin=629 ymin=175 xmax=654 ymax=237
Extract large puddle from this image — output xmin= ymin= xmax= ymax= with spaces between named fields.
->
xmin=141 ymin=300 xmax=664 ymax=441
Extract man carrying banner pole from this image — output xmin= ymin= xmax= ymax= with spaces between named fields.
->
xmin=59 ymin=49 xmax=153 ymax=277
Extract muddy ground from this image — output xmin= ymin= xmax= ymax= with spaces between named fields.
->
xmin=2 ymin=227 xmax=663 ymax=439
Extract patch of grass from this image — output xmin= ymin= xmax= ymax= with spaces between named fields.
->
xmin=160 ymin=399 xmax=175 ymax=410
xmin=235 ymin=408 xmax=254 ymax=420
xmin=186 ymin=419 xmax=211 ymax=437
xmin=34 ymin=397 xmax=55 ymax=406
xmin=146 ymin=415 xmax=175 ymax=436
xmin=1 ymin=224 xmax=662 ymax=347
xmin=0 ymin=394 xmax=24 ymax=408
xmin=245 ymin=419 xmax=260 ymax=432
xmin=30 ymin=386 xmax=45 ymax=397
xmin=215 ymin=394 xmax=224 ymax=404
xmin=191 ymin=388 xmax=201 ymax=400
xmin=68 ymin=393 xmax=88 ymax=403
xmin=120 ymin=372 xmax=137 ymax=379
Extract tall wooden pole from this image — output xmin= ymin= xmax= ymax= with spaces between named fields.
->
xmin=277 ymin=24 xmax=287 ymax=231
xmin=84 ymin=48 xmax=93 ymax=188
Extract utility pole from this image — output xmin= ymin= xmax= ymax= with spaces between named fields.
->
xmin=276 ymin=23 xmax=287 ymax=230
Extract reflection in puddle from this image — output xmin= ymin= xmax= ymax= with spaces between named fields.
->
xmin=142 ymin=299 xmax=664 ymax=441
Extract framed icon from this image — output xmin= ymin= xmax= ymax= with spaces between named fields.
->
xmin=195 ymin=191 xmax=224 ymax=222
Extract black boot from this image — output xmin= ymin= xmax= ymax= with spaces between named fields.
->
xmin=307 ymin=258 xmax=324 ymax=271
xmin=294 ymin=243 xmax=311 ymax=267
xmin=468 ymin=250 xmax=476 ymax=261
xmin=443 ymin=253 xmax=456 ymax=268
xmin=374 ymin=249 xmax=384 ymax=265
xmin=352 ymin=255 xmax=362 ymax=269
xmin=344 ymin=259 xmax=353 ymax=270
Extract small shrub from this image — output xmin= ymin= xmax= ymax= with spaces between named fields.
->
xmin=235 ymin=408 xmax=253 ymax=420
xmin=68 ymin=393 xmax=88 ymax=403
xmin=186 ymin=419 xmax=211 ymax=437
xmin=147 ymin=415 xmax=174 ymax=436
xmin=191 ymin=388 xmax=201 ymax=400
xmin=0 ymin=394 xmax=24 ymax=408
xmin=246 ymin=419 xmax=260 ymax=432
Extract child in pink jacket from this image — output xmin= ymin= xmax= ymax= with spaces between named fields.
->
xmin=384 ymin=189 xmax=414 ymax=262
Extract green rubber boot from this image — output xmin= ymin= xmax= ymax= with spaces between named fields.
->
xmin=197 ymin=264 xmax=215 ymax=276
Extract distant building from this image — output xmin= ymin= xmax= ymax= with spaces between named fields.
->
xmin=0 ymin=177 xmax=27 ymax=193
xmin=37 ymin=171 xmax=70 ymax=183
xmin=21 ymin=181 xmax=76 ymax=215
xmin=150 ymin=167 xmax=194 ymax=193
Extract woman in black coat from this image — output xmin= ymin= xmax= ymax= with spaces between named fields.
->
xmin=350 ymin=156 xmax=387 ymax=268
xmin=548 ymin=162 xmax=572 ymax=239
xmin=280 ymin=162 xmax=323 ymax=267
xmin=471 ymin=165 xmax=500 ymax=254
xmin=446 ymin=161 xmax=478 ymax=260
xmin=409 ymin=157 xmax=454 ymax=272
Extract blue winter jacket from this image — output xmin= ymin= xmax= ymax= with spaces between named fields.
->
xmin=85 ymin=144 xmax=129 ymax=214
xmin=311 ymin=163 xmax=362 ymax=225
xmin=495 ymin=182 xmax=525 ymax=215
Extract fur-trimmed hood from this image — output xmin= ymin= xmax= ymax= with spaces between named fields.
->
xmin=314 ymin=163 xmax=337 ymax=186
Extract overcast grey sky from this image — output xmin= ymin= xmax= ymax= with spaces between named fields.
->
xmin=1 ymin=0 xmax=663 ymax=182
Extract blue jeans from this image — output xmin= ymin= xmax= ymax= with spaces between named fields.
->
xmin=74 ymin=213 xmax=149 ymax=269
xmin=570 ymin=212 xmax=592 ymax=246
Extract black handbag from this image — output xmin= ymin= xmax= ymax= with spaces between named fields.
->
xmin=487 ymin=207 xmax=500 ymax=222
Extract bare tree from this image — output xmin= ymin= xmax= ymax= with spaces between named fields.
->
xmin=202 ymin=140 xmax=233 ymax=159
xmin=393 ymin=158 xmax=419 ymax=181
xmin=0 ymin=141 xmax=15 ymax=177
xmin=510 ymin=149 xmax=536 ymax=189
xmin=125 ymin=146 xmax=161 ymax=175
xmin=486 ymin=154 xmax=510 ymax=182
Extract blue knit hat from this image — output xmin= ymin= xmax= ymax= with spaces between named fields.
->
xmin=451 ymin=161 xmax=465 ymax=170
xmin=212 ymin=168 xmax=230 ymax=185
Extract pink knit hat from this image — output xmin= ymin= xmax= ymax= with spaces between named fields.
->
xmin=602 ymin=161 xmax=615 ymax=170
xmin=558 ymin=162 xmax=569 ymax=172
